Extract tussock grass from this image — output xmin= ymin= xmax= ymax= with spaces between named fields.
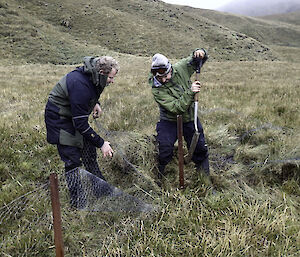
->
xmin=0 ymin=54 xmax=300 ymax=256
xmin=93 ymin=187 xmax=299 ymax=257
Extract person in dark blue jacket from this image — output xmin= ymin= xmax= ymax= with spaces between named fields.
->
xmin=45 ymin=56 xmax=119 ymax=208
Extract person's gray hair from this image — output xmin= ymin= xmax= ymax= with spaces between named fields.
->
xmin=95 ymin=56 xmax=120 ymax=74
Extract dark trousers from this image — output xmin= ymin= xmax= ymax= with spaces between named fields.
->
xmin=57 ymin=138 xmax=105 ymax=179
xmin=57 ymin=138 xmax=105 ymax=208
xmin=156 ymin=119 xmax=209 ymax=172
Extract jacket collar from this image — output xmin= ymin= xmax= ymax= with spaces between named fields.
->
xmin=153 ymin=76 xmax=162 ymax=87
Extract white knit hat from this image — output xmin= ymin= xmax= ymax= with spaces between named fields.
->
xmin=151 ymin=53 xmax=171 ymax=75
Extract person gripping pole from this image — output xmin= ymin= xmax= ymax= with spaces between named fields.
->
xmin=148 ymin=49 xmax=210 ymax=181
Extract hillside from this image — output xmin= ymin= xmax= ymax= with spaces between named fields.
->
xmin=187 ymin=7 xmax=300 ymax=48
xmin=260 ymin=10 xmax=300 ymax=26
xmin=218 ymin=0 xmax=300 ymax=16
xmin=0 ymin=0 xmax=291 ymax=64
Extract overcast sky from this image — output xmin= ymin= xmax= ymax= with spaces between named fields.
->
xmin=162 ymin=0 xmax=234 ymax=10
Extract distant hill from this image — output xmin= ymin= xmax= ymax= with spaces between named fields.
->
xmin=192 ymin=8 xmax=300 ymax=48
xmin=0 ymin=0 xmax=299 ymax=64
xmin=260 ymin=11 xmax=300 ymax=26
xmin=218 ymin=0 xmax=300 ymax=16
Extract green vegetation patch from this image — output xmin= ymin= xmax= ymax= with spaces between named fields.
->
xmin=1 ymin=54 xmax=299 ymax=256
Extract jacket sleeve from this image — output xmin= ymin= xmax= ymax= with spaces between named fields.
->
xmin=67 ymin=76 xmax=104 ymax=148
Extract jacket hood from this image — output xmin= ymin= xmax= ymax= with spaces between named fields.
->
xmin=82 ymin=56 xmax=108 ymax=89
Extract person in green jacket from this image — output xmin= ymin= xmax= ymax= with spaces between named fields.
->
xmin=149 ymin=49 xmax=210 ymax=180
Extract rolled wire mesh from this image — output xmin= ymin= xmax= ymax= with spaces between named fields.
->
xmin=61 ymin=168 xmax=154 ymax=212
xmin=54 ymin=123 xmax=161 ymax=255
xmin=46 ymin=119 xmax=161 ymax=216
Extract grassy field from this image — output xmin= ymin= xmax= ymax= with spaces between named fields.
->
xmin=1 ymin=0 xmax=299 ymax=255
xmin=0 ymin=48 xmax=299 ymax=256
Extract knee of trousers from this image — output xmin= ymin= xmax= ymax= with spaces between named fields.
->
xmin=158 ymin=143 xmax=174 ymax=165
xmin=64 ymin=157 xmax=82 ymax=171
xmin=57 ymin=144 xmax=82 ymax=171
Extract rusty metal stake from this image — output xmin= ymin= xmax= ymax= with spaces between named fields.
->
xmin=50 ymin=173 xmax=64 ymax=257
xmin=177 ymin=115 xmax=184 ymax=189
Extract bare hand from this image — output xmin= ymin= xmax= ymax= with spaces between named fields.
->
xmin=101 ymin=141 xmax=114 ymax=158
xmin=191 ymin=81 xmax=201 ymax=92
xmin=193 ymin=49 xmax=205 ymax=59
xmin=93 ymin=103 xmax=102 ymax=119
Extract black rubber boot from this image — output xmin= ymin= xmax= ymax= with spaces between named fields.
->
xmin=196 ymin=157 xmax=210 ymax=176
xmin=195 ymin=158 xmax=212 ymax=187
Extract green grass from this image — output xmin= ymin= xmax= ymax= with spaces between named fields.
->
xmin=96 ymin=188 xmax=299 ymax=257
xmin=0 ymin=53 xmax=299 ymax=256
xmin=0 ymin=1 xmax=300 ymax=255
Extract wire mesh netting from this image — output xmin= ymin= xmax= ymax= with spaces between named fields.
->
xmin=62 ymin=168 xmax=154 ymax=212
xmin=0 ymin=120 xmax=160 ymax=255
xmin=0 ymin=183 xmax=53 ymax=253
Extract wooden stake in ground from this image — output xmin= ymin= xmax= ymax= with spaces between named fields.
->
xmin=50 ymin=173 xmax=64 ymax=257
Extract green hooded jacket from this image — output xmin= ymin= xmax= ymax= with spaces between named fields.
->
xmin=149 ymin=49 xmax=208 ymax=123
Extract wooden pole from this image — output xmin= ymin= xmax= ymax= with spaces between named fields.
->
xmin=49 ymin=173 xmax=64 ymax=257
xmin=177 ymin=115 xmax=184 ymax=189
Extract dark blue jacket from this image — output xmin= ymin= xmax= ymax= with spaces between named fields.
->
xmin=45 ymin=60 xmax=107 ymax=149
